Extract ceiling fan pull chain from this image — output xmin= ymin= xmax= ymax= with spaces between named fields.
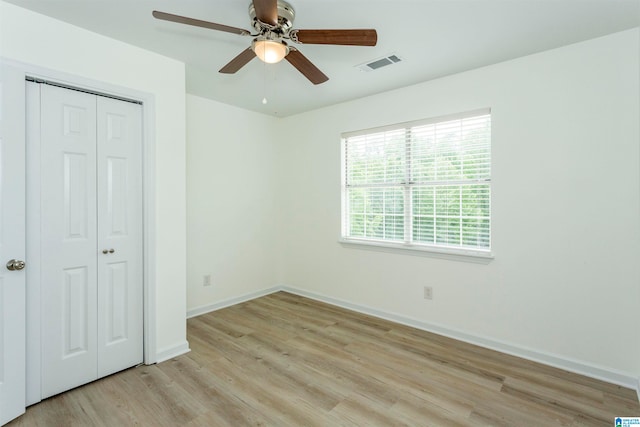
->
xmin=262 ymin=59 xmax=268 ymax=105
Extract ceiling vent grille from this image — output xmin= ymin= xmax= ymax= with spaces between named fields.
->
xmin=357 ymin=54 xmax=402 ymax=72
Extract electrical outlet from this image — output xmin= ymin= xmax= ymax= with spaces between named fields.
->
xmin=423 ymin=286 xmax=433 ymax=300
xmin=203 ymin=274 xmax=212 ymax=287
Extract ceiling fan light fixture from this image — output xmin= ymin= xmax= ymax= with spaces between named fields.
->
xmin=252 ymin=39 xmax=289 ymax=64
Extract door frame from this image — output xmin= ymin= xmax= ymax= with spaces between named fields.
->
xmin=3 ymin=59 xmax=157 ymax=404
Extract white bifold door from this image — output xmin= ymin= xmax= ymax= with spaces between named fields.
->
xmin=31 ymin=82 xmax=143 ymax=399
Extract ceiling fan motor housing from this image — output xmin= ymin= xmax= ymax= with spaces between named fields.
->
xmin=249 ymin=0 xmax=295 ymax=35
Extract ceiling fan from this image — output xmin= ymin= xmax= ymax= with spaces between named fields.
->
xmin=152 ymin=0 xmax=377 ymax=85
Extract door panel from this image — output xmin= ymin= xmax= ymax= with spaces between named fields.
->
xmin=0 ymin=65 xmax=26 ymax=425
xmin=96 ymin=97 xmax=143 ymax=378
xmin=62 ymin=266 xmax=89 ymax=357
xmin=105 ymin=261 xmax=128 ymax=344
xmin=106 ymin=157 xmax=128 ymax=236
xmin=40 ymin=84 xmax=98 ymax=399
xmin=64 ymin=153 xmax=90 ymax=239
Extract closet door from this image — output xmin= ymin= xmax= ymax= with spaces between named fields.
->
xmin=40 ymin=85 xmax=98 ymax=398
xmin=38 ymin=85 xmax=143 ymax=399
xmin=96 ymin=97 xmax=143 ymax=378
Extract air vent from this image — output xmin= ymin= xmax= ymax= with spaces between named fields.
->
xmin=357 ymin=54 xmax=402 ymax=72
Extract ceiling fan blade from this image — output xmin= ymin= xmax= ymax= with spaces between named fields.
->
xmin=252 ymin=0 xmax=278 ymax=26
xmin=219 ymin=48 xmax=256 ymax=74
xmin=292 ymin=29 xmax=377 ymax=46
xmin=152 ymin=11 xmax=251 ymax=36
xmin=285 ymin=48 xmax=329 ymax=85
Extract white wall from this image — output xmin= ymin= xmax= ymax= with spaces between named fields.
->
xmin=186 ymin=95 xmax=280 ymax=313
xmin=1 ymin=2 xmax=188 ymax=357
xmin=276 ymin=29 xmax=640 ymax=379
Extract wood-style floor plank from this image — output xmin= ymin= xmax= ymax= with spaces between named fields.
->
xmin=9 ymin=291 xmax=640 ymax=426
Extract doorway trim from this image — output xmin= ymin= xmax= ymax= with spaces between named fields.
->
xmin=3 ymin=59 xmax=157 ymax=404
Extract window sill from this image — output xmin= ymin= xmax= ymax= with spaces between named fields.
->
xmin=338 ymin=238 xmax=494 ymax=264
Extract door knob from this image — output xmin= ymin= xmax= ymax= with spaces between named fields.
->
xmin=6 ymin=259 xmax=26 ymax=271
xmin=102 ymin=249 xmax=115 ymax=254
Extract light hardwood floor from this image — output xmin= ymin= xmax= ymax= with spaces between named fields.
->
xmin=10 ymin=291 xmax=640 ymax=426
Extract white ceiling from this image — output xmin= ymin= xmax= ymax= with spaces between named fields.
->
xmin=7 ymin=0 xmax=639 ymax=117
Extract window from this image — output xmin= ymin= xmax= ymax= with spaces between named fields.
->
xmin=341 ymin=109 xmax=491 ymax=256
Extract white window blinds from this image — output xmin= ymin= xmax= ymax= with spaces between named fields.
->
xmin=342 ymin=109 xmax=491 ymax=253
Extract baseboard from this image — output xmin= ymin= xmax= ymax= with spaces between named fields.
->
xmin=155 ymin=340 xmax=191 ymax=363
xmin=186 ymin=286 xmax=282 ymax=319
xmin=279 ymin=285 xmax=639 ymax=391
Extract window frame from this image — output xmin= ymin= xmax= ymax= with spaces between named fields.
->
xmin=340 ymin=109 xmax=493 ymax=260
